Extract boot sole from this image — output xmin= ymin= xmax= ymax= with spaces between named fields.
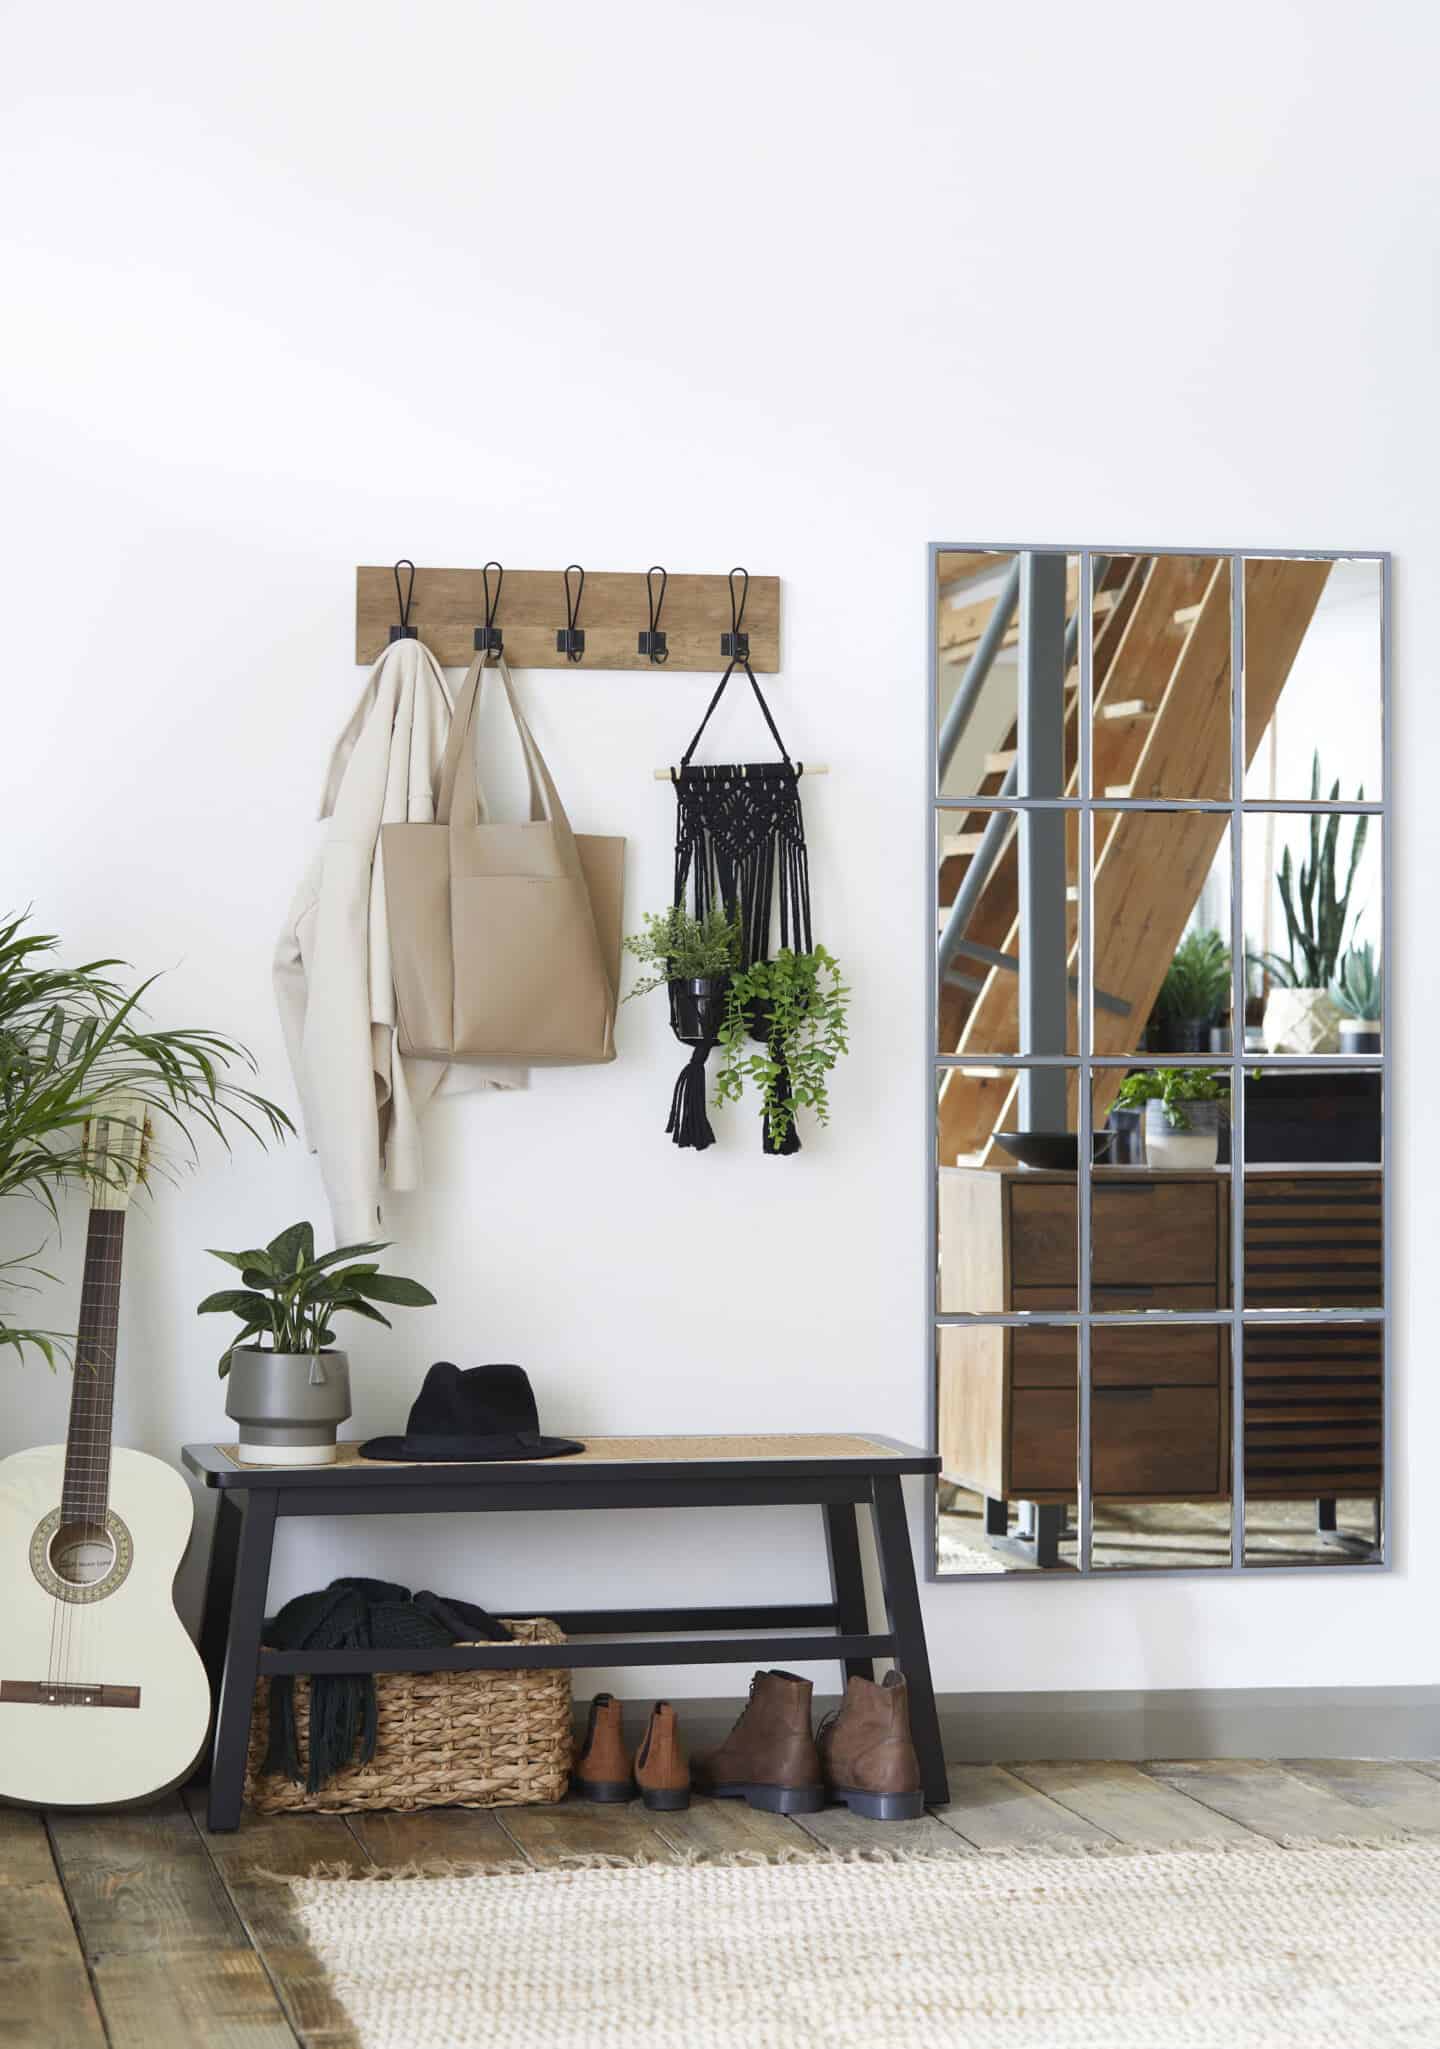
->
xmin=705 ymin=1781 xmax=825 ymax=1816
xmin=831 ymin=1785 xmax=926 ymax=1822
xmin=572 ymin=1778 xmax=634 ymax=1803
xmin=639 ymin=1787 xmax=692 ymax=1812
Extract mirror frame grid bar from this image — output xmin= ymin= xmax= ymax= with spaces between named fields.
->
xmin=935 ymin=1052 xmax=1388 ymax=1071
xmin=1381 ymin=554 xmax=1394 ymax=1571
xmin=936 ymin=1308 xmax=1384 ymax=1329
xmin=1075 ymin=554 xmax=1095 ymax=1574
xmin=937 ymin=797 xmax=1384 ymax=815
xmin=1229 ymin=556 xmax=1247 ymax=1570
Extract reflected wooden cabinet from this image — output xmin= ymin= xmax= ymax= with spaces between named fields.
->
xmin=938 ymin=1165 xmax=1382 ymax=1518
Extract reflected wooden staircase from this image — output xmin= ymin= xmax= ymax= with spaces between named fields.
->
xmin=938 ymin=555 xmax=1333 ymax=1163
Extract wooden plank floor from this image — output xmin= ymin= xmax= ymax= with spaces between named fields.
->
xmin=6 ymin=1760 xmax=1440 ymax=2047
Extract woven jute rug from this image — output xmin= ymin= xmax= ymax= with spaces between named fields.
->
xmin=285 ymin=1837 xmax=1440 ymax=2048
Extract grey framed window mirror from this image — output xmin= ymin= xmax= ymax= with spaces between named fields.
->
xmin=928 ymin=545 xmax=1390 ymax=1580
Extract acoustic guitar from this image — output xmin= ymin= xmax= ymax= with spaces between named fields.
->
xmin=0 ymin=1098 xmax=211 ymax=1808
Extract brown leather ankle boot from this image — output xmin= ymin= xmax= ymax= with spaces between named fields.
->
xmin=633 ymin=1701 xmax=690 ymax=1812
xmin=818 ymin=1670 xmax=925 ymax=1821
xmin=692 ymin=1670 xmax=824 ymax=1815
xmin=573 ymin=1693 xmax=633 ymax=1802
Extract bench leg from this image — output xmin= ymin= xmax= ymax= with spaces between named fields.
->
xmin=870 ymin=1474 xmax=948 ymax=1808
xmin=823 ymin=1501 xmax=875 ymax=1686
xmin=190 ymin=1493 xmax=243 ymax=1785
xmin=206 ymin=1488 xmax=277 ymax=1832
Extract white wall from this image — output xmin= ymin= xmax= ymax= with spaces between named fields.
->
xmin=2 ymin=0 xmax=1436 ymax=1700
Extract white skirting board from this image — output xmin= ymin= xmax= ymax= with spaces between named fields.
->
xmin=589 ymin=1687 xmax=1440 ymax=1761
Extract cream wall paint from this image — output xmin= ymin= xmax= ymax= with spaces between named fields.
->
xmin=1 ymin=1 xmax=1435 ymax=1700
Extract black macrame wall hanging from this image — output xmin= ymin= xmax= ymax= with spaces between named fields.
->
xmin=664 ymin=576 xmax=815 ymax=1154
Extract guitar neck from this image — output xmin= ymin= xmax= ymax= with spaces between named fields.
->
xmin=61 ymin=1210 xmax=125 ymax=1524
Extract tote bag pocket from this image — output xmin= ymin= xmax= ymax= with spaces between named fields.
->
xmin=384 ymin=657 xmax=621 ymax=1066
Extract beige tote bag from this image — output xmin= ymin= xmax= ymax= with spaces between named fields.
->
xmin=383 ymin=655 xmax=622 ymax=1065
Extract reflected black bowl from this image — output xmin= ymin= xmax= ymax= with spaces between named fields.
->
xmin=994 ymin=1131 xmax=1116 ymax=1171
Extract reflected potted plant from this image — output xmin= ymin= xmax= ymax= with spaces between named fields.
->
xmin=1250 ymin=753 xmax=1367 ymax=1055
xmin=199 ymin=1223 xmax=436 ymax=1465
xmin=1114 ymin=1068 xmax=1230 ymax=1170
xmin=1331 ymin=941 xmax=1382 ymax=1056
xmin=1155 ymin=928 xmax=1231 ymax=1054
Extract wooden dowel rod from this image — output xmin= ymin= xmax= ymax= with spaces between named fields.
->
xmin=651 ymin=764 xmax=829 ymax=780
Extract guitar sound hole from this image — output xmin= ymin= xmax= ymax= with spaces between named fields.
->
xmin=48 ymin=1520 xmax=116 ymax=1587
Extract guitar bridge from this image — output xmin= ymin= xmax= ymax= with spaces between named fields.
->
xmin=1 ymin=1680 xmax=141 ymax=1709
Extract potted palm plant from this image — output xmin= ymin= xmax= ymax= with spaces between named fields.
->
xmin=199 ymin=1222 xmax=436 ymax=1465
xmin=1251 ymin=753 xmax=1368 ymax=1055
xmin=1331 ymin=941 xmax=1382 ymax=1056
xmin=0 ymin=910 xmax=291 ymax=1366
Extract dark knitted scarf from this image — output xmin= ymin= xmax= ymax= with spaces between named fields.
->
xmin=261 ymin=1576 xmax=513 ymax=1793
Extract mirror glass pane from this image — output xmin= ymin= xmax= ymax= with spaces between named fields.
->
xmin=1244 ymin=810 xmax=1380 ymax=1057
xmin=936 ymin=807 xmax=1078 ymax=1057
xmin=1091 ymin=812 xmax=1233 ymax=1061
xmin=1092 ymin=555 xmax=1230 ymax=800
xmin=1243 ymin=1154 xmax=1383 ymax=1313
xmin=1242 ymin=1321 xmax=1383 ymax=1565
xmin=937 ymin=1325 xmax=1080 ymax=1574
xmin=1243 ymin=557 xmax=1383 ymax=803
xmin=1089 ymin=1323 xmax=1233 ymax=1569
xmin=937 ymin=1070 xmax=1079 ymax=1310
xmin=935 ymin=550 xmax=1080 ymax=798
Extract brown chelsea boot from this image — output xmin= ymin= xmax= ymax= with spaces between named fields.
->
xmin=818 ymin=1670 xmax=925 ymax=1821
xmin=573 ymin=1693 xmax=633 ymax=1803
xmin=692 ymin=1669 xmax=824 ymax=1815
xmin=633 ymin=1701 xmax=690 ymax=1812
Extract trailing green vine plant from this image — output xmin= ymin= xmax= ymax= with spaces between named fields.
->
xmin=714 ymin=946 xmax=850 ymax=1151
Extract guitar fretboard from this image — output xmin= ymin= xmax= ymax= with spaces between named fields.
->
xmin=60 ymin=1210 xmax=125 ymax=1524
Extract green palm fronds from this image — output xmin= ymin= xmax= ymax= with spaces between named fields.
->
xmin=0 ymin=910 xmax=293 ymax=1363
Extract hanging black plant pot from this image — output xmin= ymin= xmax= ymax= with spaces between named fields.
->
xmin=668 ymin=976 xmax=731 ymax=1047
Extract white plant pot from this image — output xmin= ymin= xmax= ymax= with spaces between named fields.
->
xmin=1144 ymin=1099 xmax=1221 ymax=1171
xmin=1262 ymin=986 xmax=1341 ymax=1056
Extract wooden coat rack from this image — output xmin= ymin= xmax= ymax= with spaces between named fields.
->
xmin=355 ymin=565 xmax=781 ymax=672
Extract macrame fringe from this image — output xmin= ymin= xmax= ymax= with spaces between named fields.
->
xmin=666 ymin=1042 xmax=717 ymax=1151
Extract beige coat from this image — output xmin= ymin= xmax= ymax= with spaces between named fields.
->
xmin=274 ymin=639 xmax=524 ymax=1240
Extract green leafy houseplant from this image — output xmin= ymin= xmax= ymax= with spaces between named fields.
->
xmin=714 ymin=946 xmax=850 ymax=1150
xmin=1112 ymin=1066 xmax=1230 ymax=1131
xmin=1330 ymin=941 xmax=1381 ymax=1022
xmin=0 ymin=910 xmax=292 ymax=1366
xmin=198 ymin=1221 xmax=436 ymax=1376
xmin=621 ymin=904 xmax=742 ymax=1001
xmin=1250 ymin=752 xmax=1368 ymax=991
xmin=1157 ymin=929 xmax=1231 ymax=1025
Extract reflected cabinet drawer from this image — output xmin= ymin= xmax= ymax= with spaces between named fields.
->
xmin=1006 ymin=1327 xmax=1225 ymax=1499
xmin=1006 ymin=1176 xmax=1223 ymax=1299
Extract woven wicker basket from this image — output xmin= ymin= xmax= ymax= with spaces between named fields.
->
xmin=244 ymin=1618 xmax=572 ymax=1814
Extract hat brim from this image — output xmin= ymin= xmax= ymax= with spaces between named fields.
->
xmin=357 ymin=1430 xmax=585 ymax=1464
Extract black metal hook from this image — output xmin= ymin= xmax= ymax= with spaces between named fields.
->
xmin=556 ymin=563 xmax=586 ymax=661
xmin=721 ymin=564 xmax=749 ymax=659
xmin=389 ymin=559 xmax=418 ymax=642
xmin=639 ymin=564 xmax=669 ymax=664
xmin=474 ymin=560 xmax=504 ymax=654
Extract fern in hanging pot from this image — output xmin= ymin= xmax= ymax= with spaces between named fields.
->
xmin=622 ymin=904 xmax=741 ymax=1044
xmin=715 ymin=946 xmax=850 ymax=1155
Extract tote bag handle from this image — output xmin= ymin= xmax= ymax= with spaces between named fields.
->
xmin=437 ymin=653 xmax=576 ymax=843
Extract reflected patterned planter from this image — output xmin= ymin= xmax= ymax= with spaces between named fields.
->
xmin=1262 ymin=986 xmax=1341 ymax=1056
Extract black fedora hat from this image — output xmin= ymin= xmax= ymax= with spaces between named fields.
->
xmin=359 ymin=1362 xmax=584 ymax=1463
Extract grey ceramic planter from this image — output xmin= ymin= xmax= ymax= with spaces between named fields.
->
xmin=225 ymin=1348 xmax=352 ymax=1466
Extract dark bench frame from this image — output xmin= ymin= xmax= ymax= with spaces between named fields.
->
xmin=181 ymin=1436 xmax=947 ymax=1831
